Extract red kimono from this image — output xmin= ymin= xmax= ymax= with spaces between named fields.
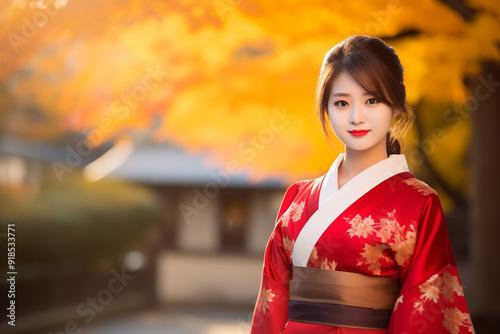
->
xmin=251 ymin=154 xmax=474 ymax=334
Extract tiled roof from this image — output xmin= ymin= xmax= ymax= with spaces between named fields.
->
xmin=105 ymin=141 xmax=285 ymax=188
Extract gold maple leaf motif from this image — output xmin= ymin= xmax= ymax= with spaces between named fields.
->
xmin=258 ymin=286 xmax=276 ymax=314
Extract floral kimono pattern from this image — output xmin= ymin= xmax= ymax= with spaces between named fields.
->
xmin=250 ymin=159 xmax=474 ymax=334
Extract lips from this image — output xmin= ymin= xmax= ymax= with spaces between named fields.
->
xmin=348 ymin=130 xmax=370 ymax=137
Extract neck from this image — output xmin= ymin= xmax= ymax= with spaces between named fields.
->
xmin=337 ymin=144 xmax=389 ymax=188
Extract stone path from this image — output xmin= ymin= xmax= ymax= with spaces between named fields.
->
xmin=79 ymin=306 xmax=254 ymax=334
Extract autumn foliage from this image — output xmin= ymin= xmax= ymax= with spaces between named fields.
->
xmin=1 ymin=0 xmax=499 ymax=183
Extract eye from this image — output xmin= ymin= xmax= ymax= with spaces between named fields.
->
xmin=334 ymin=100 xmax=348 ymax=108
xmin=366 ymin=98 xmax=378 ymax=105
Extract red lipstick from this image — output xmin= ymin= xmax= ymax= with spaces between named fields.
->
xmin=348 ymin=130 xmax=370 ymax=137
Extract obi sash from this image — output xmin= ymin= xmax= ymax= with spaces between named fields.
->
xmin=288 ymin=266 xmax=401 ymax=329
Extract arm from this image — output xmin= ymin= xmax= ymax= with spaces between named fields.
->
xmin=388 ymin=193 xmax=474 ymax=334
xmin=250 ymin=182 xmax=301 ymax=334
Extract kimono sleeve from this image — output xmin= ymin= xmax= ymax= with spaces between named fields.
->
xmin=250 ymin=182 xmax=301 ymax=334
xmin=388 ymin=193 xmax=475 ymax=334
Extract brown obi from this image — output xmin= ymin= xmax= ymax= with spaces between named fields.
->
xmin=288 ymin=266 xmax=401 ymax=329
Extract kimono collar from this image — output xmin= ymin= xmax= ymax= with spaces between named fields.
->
xmin=293 ymin=153 xmax=410 ymax=267
xmin=318 ymin=153 xmax=409 ymax=208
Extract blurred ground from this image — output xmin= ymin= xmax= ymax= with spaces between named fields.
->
xmin=75 ymin=306 xmax=253 ymax=334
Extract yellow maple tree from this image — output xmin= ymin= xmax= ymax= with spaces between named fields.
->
xmin=0 ymin=0 xmax=499 ymax=187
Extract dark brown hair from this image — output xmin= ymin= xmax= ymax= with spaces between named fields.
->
xmin=316 ymin=35 xmax=415 ymax=155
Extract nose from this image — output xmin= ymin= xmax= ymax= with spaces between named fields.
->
xmin=349 ymin=103 xmax=365 ymax=125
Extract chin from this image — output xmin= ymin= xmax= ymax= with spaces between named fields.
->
xmin=345 ymin=144 xmax=376 ymax=152
xmin=343 ymin=137 xmax=387 ymax=154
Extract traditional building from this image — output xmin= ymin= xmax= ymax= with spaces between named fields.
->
xmin=104 ymin=140 xmax=287 ymax=305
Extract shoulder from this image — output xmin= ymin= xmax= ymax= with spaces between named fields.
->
xmin=276 ymin=177 xmax=319 ymax=218
xmin=392 ymin=176 xmax=445 ymax=222
xmin=283 ymin=177 xmax=320 ymax=198
xmin=387 ymin=175 xmax=442 ymax=211
xmin=399 ymin=177 xmax=438 ymax=197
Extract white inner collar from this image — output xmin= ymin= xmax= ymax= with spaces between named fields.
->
xmin=318 ymin=153 xmax=409 ymax=209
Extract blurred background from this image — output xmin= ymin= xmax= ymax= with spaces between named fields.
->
xmin=0 ymin=0 xmax=499 ymax=333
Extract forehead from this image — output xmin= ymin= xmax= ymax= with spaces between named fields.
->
xmin=330 ymin=71 xmax=368 ymax=95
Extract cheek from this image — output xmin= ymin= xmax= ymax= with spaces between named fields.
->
xmin=328 ymin=114 xmax=344 ymax=131
xmin=369 ymin=110 xmax=393 ymax=128
xmin=382 ymin=114 xmax=393 ymax=127
xmin=386 ymin=113 xmax=395 ymax=127
xmin=328 ymin=109 xmax=347 ymax=123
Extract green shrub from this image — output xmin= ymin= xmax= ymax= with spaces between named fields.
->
xmin=0 ymin=174 xmax=162 ymax=272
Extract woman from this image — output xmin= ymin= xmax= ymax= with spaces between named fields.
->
xmin=250 ymin=35 xmax=474 ymax=333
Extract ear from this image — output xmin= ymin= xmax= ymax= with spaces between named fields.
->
xmin=392 ymin=109 xmax=401 ymax=118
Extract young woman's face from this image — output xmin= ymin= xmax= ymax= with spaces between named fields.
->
xmin=328 ymin=71 xmax=396 ymax=154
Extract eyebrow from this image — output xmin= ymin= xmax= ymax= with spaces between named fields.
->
xmin=331 ymin=92 xmax=373 ymax=97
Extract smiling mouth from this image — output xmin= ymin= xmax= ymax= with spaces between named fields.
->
xmin=348 ymin=130 xmax=370 ymax=137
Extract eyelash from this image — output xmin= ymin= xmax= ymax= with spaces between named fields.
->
xmin=334 ymin=98 xmax=378 ymax=107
